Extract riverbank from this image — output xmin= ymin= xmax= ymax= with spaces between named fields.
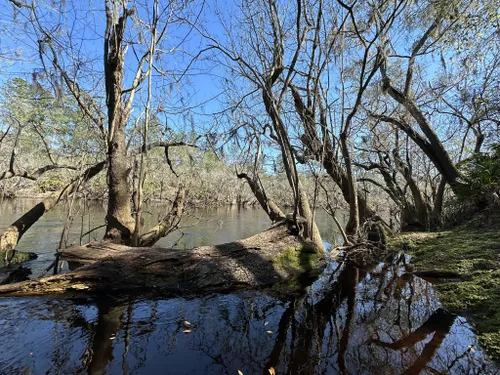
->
xmin=392 ymin=212 xmax=500 ymax=360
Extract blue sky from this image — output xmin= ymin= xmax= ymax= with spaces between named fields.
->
xmin=1 ymin=0 xmax=494 ymax=169
xmin=0 ymin=0 xmax=233 ymax=138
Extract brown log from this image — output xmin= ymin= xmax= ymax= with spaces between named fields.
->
xmin=0 ymin=222 xmax=325 ymax=296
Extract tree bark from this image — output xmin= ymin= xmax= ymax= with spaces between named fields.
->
xmin=262 ymin=88 xmax=324 ymax=251
xmin=379 ymin=64 xmax=468 ymax=195
xmin=290 ymin=85 xmax=388 ymax=242
xmin=236 ymin=172 xmax=285 ymax=222
xmin=340 ymin=133 xmax=359 ymax=237
xmin=103 ymin=3 xmax=136 ymax=244
xmin=138 ymin=184 xmax=186 ymax=247
xmin=0 ymin=221 xmax=325 ymax=296
xmin=392 ymin=144 xmax=432 ymax=231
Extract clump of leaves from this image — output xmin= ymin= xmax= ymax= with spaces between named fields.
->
xmin=457 ymin=143 xmax=500 ymax=202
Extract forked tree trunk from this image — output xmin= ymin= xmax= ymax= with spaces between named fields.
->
xmin=262 ymin=88 xmax=324 ymax=251
xmin=323 ymin=155 xmax=389 ymax=244
xmin=138 ymin=184 xmax=186 ymax=247
xmin=290 ymin=85 xmax=388 ymax=243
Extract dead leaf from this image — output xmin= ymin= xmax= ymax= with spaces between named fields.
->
xmin=184 ymin=321 xmax=191 ymax=325
xmin=266 ymin=330 xmax=273 ymax=334
xmin=183 ymin=329 xmax=192 ymax=333
xmin=268 ymin=367 xmax=276 ymax=375
xmin=238 ymin=371 xmax=244 ymax=375
xmin=264 ymin=322 xmax=269 ymax=326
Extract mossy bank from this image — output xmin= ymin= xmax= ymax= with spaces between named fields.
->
xmin=392 ymin=229 xmax=500 ymax=360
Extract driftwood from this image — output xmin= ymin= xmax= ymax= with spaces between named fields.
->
xmin=0 ymin=221 xmax=325 ymax=296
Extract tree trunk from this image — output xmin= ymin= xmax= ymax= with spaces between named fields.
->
xmin=103 ymin=3 xmax=135 ymax=244
xmin=430 ymin=177 xmax=446 ymax=228
xmin=138 ymin=184 xmax=186 ymax=247
xmin=0 ymin=221 xmax=325 ymax=296
xmin=262 ymin=88 xmax=325 ymax=251
xmin=393 ymin=148 xmax=432 ymax=231
xmin=236 ymin=172 xmax=285 ymax=222
xmin=340 ymin=133 xmax=359 ymax=238
xmin=291 ymin=84 xmax=388 ymax=243
xmin=104 ymin=124 xmax=135 ymax=244
xmin=379 ymin=70 xmax=468 ymax=195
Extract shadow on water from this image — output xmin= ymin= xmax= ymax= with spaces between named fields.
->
xmin=0 ymin=255 xmax=498 ymax=375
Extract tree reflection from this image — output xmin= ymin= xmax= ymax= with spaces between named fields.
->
xmin=3 ymin=257 xmax=496 ymax=375
xmin=84 ymin=299 xmax=126 ymax=375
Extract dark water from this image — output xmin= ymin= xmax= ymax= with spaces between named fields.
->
xmin=0 ymin=200 xmax=498 ymax=374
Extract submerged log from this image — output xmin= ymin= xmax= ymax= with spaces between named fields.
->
xmin=0 ymin=221 xmax=325 ymax=296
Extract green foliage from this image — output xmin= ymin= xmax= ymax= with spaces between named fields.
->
xmin=457 ymin=144 xmax=500 ymax=200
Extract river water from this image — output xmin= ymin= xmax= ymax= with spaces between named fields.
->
xmin=0 ymin=199 xmax=498 ymax=374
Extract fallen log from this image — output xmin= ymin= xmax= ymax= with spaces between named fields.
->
xmin=0 ymin=221 xmax=325 ymax=296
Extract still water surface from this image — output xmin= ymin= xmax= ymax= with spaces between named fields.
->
xmin=0 ymin=199 xmax=498 ymax=374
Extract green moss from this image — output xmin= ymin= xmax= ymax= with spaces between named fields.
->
xmin=393 ymin=229 xmax=500 ymax=360
xmin=273 ymin=245 xmax=323 ymax=273
xmin=271 ymin=246 xmax=324 ymax=295
xmin=480 ymin=333 xmax=500 ymax=358
xmin=0 ymin=250 xmax=38 ymax=268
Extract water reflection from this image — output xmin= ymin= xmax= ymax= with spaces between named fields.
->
xmin=0 ymin=256 xmax=497 ymax=374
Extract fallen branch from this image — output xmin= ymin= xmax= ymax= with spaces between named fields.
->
xmin=139 ymin=184 xmax=186 ymax=247
xmin=0 ymin=161 xmax=106 ymax=253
